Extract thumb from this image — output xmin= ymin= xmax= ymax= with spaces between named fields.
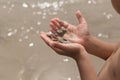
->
xmin=76 ymin=10 xmax=86 ymax=24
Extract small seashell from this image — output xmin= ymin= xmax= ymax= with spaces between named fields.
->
xmin=46 ymin=31 xmax=58 ymax=41
xmin=46 ymin=28 xmax=69 ymax=43
xmin=56 ymin=27 xmax=67 ymax=37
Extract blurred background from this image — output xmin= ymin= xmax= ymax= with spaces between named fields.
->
xmin=0 ymin=0 xmax=120 ymax=80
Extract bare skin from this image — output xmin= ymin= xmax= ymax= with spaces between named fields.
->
xmin=40 ymin=32 xmax=99 ymax=80
xmin=40 ymin=0 xmax=120 ymax=80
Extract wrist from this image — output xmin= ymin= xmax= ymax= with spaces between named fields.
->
xmin=74 ymin=48 xmax=88 ymax=62
xmin=82 ymin=35 xmax=93 ymax=47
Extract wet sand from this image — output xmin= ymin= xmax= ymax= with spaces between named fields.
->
xmin=0 ymin=0 xmax=120 ymax=80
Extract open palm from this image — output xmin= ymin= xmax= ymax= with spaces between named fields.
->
xmin=40 ymin=31 xmax=86 ymax=59
xmin=50 ymin=10 xmax=90 ymax=46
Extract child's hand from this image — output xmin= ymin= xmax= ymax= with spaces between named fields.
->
xmin=40 ymin=32 xmax=87 ymax=60
xmin=50 ymin=10 xmax=90 ymax=46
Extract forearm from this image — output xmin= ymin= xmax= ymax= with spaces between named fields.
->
xmin=75 ymin=52 xmax=98 ymax=80
xmin=84 ymin=36 xmax=116 ymax=60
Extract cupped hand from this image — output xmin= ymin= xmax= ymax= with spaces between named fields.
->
xmin=40 ymin=32 xmax=87 ymax=60
xmin=50 ymin=10 xmax=90 ymax=46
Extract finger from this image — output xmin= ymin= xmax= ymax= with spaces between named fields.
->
xmin=76 ymin=10 xmax=86 ymax=24
xmin=52 ymin=42 xmax=69 ymax=52
xmin=59 ymin=20 xmax=69 ymax=28
xmin=52 ymin=47 xmax=65 ymax=55
xmin=50 ymin=28 xmax=56 ymax=34
xmin=40 ymin=32 xmax=65 ymax=54
xmin=51 ymin=18 xmax=61 ymax=29
xmin=50 ymin=22 xmax=57 ymax=32
xmin=40 ymin=31 xmax=54 ymax=47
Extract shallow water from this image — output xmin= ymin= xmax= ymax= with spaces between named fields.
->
xmin=0 ymin=0 xmax=120 ymax=80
